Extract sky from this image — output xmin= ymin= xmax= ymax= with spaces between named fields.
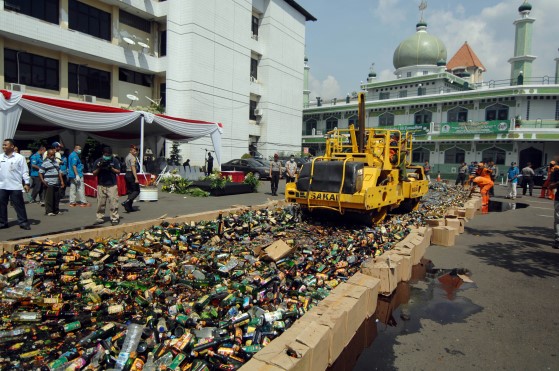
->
xmin=296 ymin=0 xmax=559 ymax=100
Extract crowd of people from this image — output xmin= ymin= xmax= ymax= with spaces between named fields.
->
xmin=0 ymin=139 xmax=142 ymax=230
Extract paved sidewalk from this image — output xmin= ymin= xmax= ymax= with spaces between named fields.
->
xmin=0 ymin=181 xmax=286 ymax=242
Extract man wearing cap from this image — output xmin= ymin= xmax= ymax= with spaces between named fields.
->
xmin=92 ymin=147 xmax=121 ymax=225
xmin=44 ymin=141 xmax=63 ymax=165
xmin=507 ymin=162 xmax=520 ymax=200
xmin=269 ymin=154 xmax=282 ymax=196
xmin=122 ymin=145 xmax=140 ymax=213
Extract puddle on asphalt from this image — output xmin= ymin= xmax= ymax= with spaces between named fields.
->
xmin=488 ymin=200 xmax=528 ymax=212
xmin=352 ymin=259 xmax=482 ymax=371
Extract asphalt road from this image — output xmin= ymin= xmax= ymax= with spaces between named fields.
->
xmin=1 ymin=182 xmax=557 ymax=370
xmin=354 ymin=187 xmax=559 ymax=370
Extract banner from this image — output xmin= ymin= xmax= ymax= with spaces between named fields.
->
xmin=439 ymin=120 xmax=510 ymax=135
xmin=394 ymin=123 xmax=429 ymax=136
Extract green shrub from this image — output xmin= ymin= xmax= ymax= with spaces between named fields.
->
xmin=161 ymin=176 xmax=209 ymax=197
xmin=241 ymin=153 xmax=253 ymax=159
xmin=244 ymin=172 xmax=260 ymax=192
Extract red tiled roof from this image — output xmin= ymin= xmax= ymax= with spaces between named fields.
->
xmin=447 ymin=42 xmax=486 ymax=72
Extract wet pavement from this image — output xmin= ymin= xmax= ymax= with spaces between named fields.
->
xmin=353 ymin=262 xmax=481 ymax=371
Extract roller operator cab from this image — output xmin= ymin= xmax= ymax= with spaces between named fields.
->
xmin=285 ymin=93 xmax=428 ymax=225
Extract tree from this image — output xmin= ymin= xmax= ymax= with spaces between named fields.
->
xmin=168 ymin=142 xmax=182 ymax=166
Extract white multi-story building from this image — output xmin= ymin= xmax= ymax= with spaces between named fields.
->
xmin=0 ymin=0 xmax=315 ymax=166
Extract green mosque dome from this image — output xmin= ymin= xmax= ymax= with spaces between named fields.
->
xmin=518 ymin=2 xmax=532 ymax=12
xmin=393 ymin=23 xmax=447 ymax=70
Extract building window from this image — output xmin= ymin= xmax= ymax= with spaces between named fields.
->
xmin=119 ymin=9 xmax=151 ymax=33
xmin=251 ymin=15 xmax=259 ymax=38
xmin=406 ymin=72 xmax=412 ymax=77
xmin=160 ymin=83 xmax=166 ymax=108
xmin=399 ymin=90 xmax=407 ymax=98
xmin=485 ymin=103 xmax=509 ymax=121
xmin=378 ymin=112 xmax=394 ymax=127
xmin=249 ymin=100 xmax=258 ymax=121
xmin=68 ymin=63 xmax=110 ymax=99
xmin=250 ymin=58 xmax=258 ymax=80
xmin=325 ymin=117 xmax=338 ymax=132
xmin=414 ymin=109 xmax=432 ymax=124
xmin=379 ymin=92 xmax=390 ymax=100
xmin=347 ymin=115 xmax=357 ymax=128
xmin=556 ymin=101 xmax=559 ymax=121
xmin=304 ymin=119 xmax=317 ymax=135
xmin=4 ymin=49 xmax=59 ymax=90
xmin=412 ymin=148 xmax=429 ymax=163
xmin=482 ymin=147 xmax=506 ymax=165
xmin=69 ymin=0 xmax=111 ymax=41
xmin=444 ymin=147 xmax=465 ymax=164
xmin=447 ymin=107 xmax=468 ymax=122
xmin=4 ymin=0 xmax=59 ymax=24
xmin=119 ymin=68 xmax=152 ymax=87
xmin=160 ymin=30 xmax=167 ymax=56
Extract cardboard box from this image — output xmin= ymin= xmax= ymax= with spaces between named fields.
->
xmin=383 ymin=253 xmax=404 ymax=283
xmin=295 ymin=322 xmax=331 ymax=371
xmin=361 ymin=257 xmax=398 ymax=296
xmin=387 ymin=251 xmax=412 ymax=282
xmin=346 ymin=273 xmax=380 ymax=318
xmin=431 ymin=226 xmax=457 ymax=247
xmin=408 ymin=233 xmax=429 ymax=261
xmin=338 ymin=283 xmax=369 ymax=339
xmin=444 ymin=218 xmax=461 ymax=235
xmin=257 ymin=240 xmax=295 ymax=262
xmin=267 ymin=340 xmax=312 ymax=371
xmin=392 ymin=240 xmax=418 ymax=265
xmin=238 ymin=358 xmax=285 ymax=371
xmin=426 ymin=218 xmax=445 ymax=227
xmin=253 ymin=320 xmax=308 ymax=362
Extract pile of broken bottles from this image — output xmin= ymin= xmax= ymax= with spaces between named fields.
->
xmin=0 ymin=188 xmax=470 ymax=370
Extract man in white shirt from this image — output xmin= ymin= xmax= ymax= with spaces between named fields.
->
xmin=0 ymin=139 xmax=31 ymax=230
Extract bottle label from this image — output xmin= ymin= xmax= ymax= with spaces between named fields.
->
xmin=64 ymin=321 xmax=82 ymax=332
xmin=108 ymin=304 xmax=124 ymax=314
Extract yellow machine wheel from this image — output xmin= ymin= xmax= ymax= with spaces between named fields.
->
xmin=370 ymin=206 xmax=390 ymax=224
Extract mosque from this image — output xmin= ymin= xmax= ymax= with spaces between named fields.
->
xmin=301 ymin=1 xmax=559 ymax=178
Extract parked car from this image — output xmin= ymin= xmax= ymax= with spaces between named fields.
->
xmin=221 ymin=158 xmax=269 ymax=180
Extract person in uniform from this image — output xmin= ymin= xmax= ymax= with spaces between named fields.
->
xmin=122 ymin=145 xmax=140 ymax=213
xmin=269 ymin=154 xmax=282 ymax=196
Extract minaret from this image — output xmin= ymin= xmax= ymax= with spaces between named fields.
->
xmin=303 ymin=56 xmax=311 ymax=108
xmin=555 ymin=49 xmax=559 ymax=84
xmin=508 ymin=1 xmax=536 ymax=84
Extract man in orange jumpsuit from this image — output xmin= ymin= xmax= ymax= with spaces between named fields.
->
xmin=539 ymin=161 xmax=556 ymax=199
xmin=472 ymin=162 xmax=494 ymax=214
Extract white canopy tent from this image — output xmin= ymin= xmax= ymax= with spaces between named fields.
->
xmin=0 ymin=90 xmax=223 ymax=169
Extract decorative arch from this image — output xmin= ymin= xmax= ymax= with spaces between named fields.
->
xmin=444 ymin=146 xmax=465 ymax=164
xmin=485 ymin=103 xmax=509 ymax=121
xmin=304 ymin=118 xmax=317 ymax=135
xmin=414 ymin=109 xmax=432 ymax=124
xmin=325 ymin=116 xmax=338 ymax=132
xmin=447 ymin=106 xmax=468 ymax=122
xmin=482 ymin=146 xmax=506 ymax=165
xmin=347 ymin=114 xmax=358 ymax=128
xmin=412 ymin=147 xmax=430 ymax=163
xmin=379 ymin=112 xmax=394 ymax=127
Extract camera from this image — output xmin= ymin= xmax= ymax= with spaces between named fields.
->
xmin=98 ymin=160 xmax=113 ymax=169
